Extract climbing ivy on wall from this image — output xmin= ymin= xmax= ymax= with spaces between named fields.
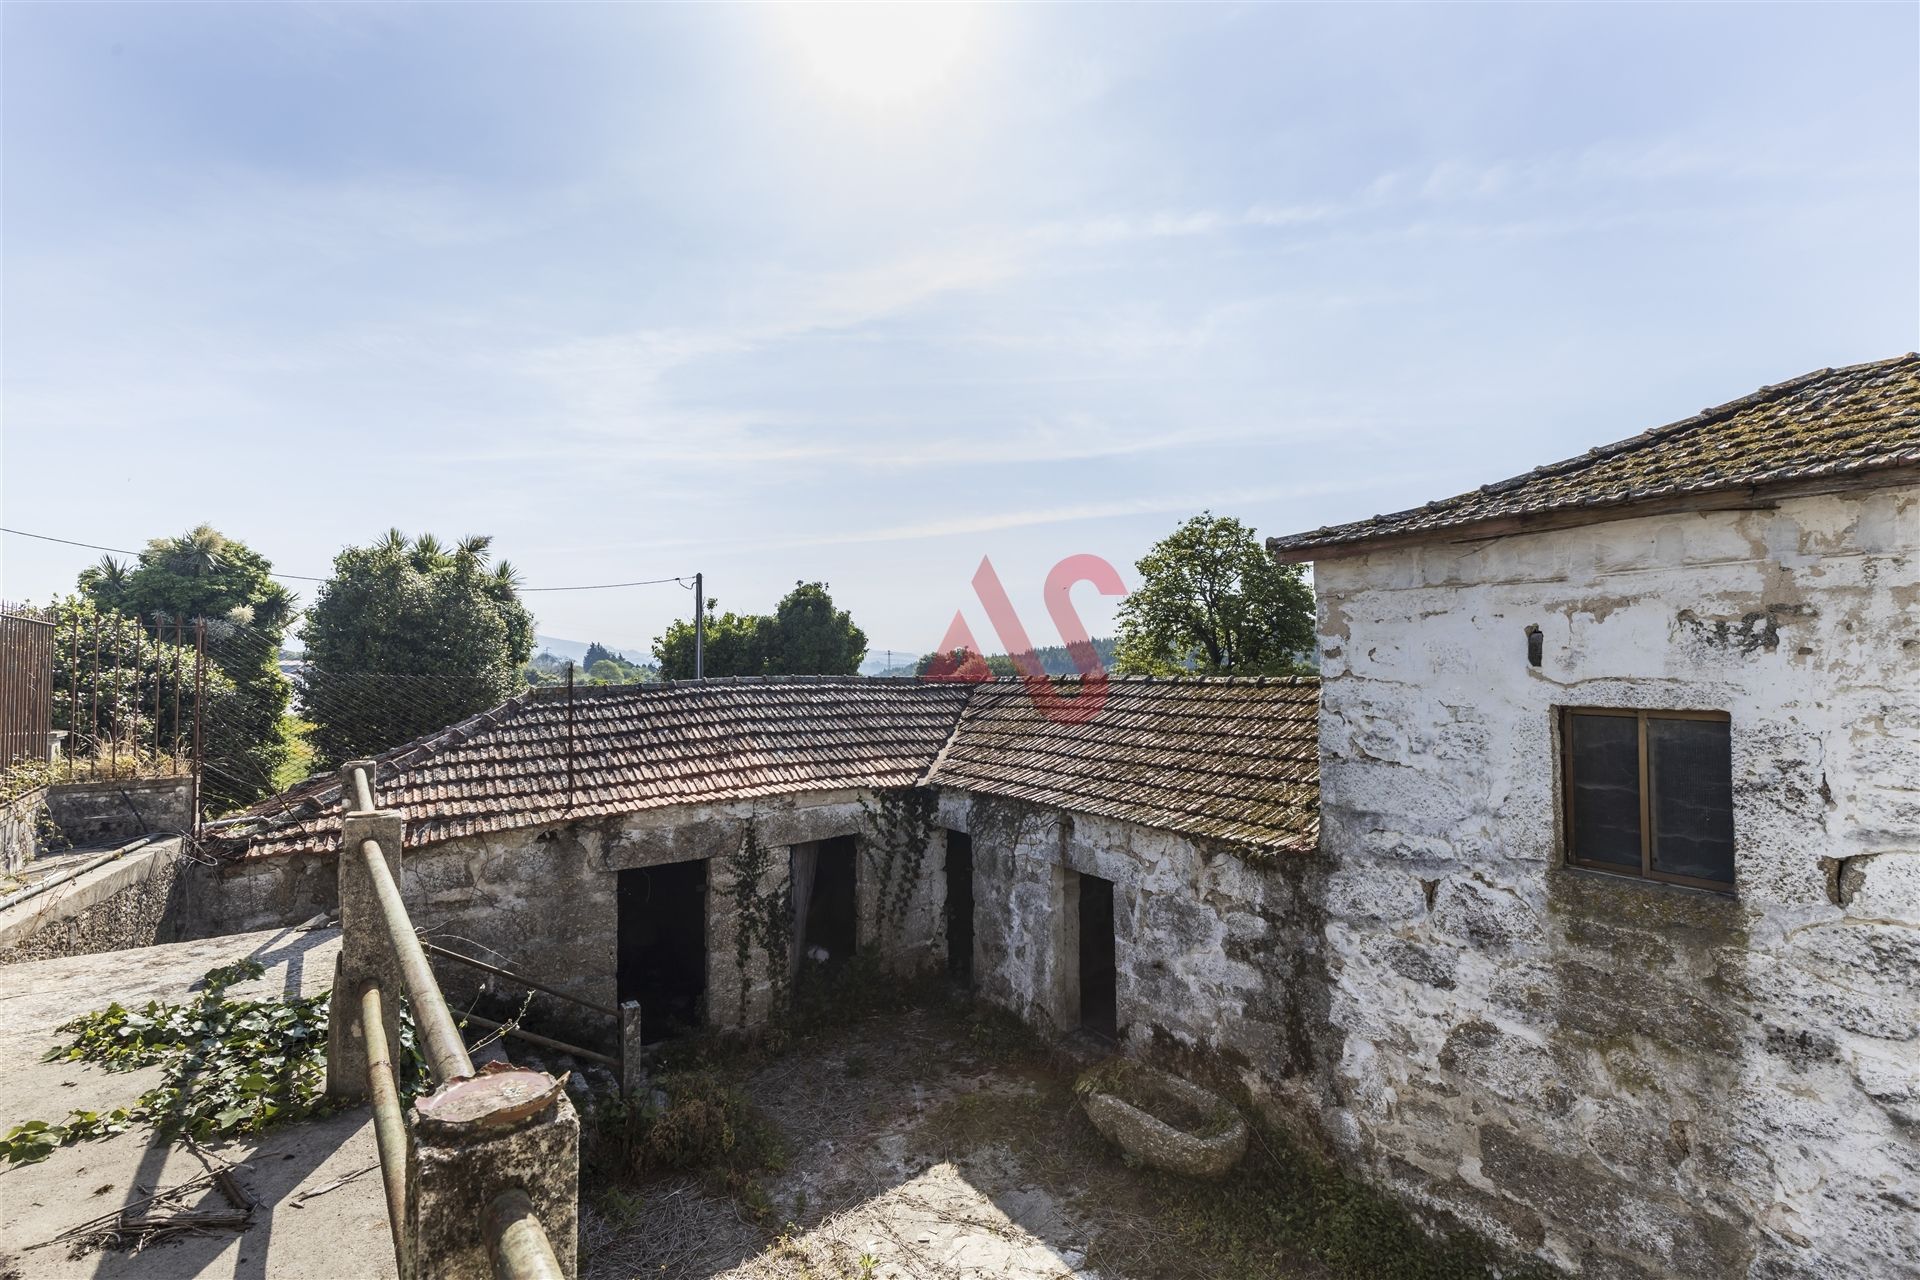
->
xmin=857 ymin=786 xmax=940 ymax=948
xmin=966 ymin=793 xmax=1044 ymax=863
xmin=726 ymin=819 xmax=793 ymax=1026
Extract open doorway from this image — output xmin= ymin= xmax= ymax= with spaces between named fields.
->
xmin=795 ymin=834 xmax=858 ymax=969
xmin=1078 ymin=872 xmax=1118 ymax=1039
xmin=617 ymin=859 xmax=707 ymax=1044
xmin=945 ymin=830 xmax=974 ymax=987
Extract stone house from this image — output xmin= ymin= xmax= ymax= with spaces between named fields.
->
xmin=205 ymin=677 xmax=1320 ymax=1070
xmin=1266 ymin=353 xmax=1919 ymax=1278
xmin=198 ymin=354 xmax=1918 ymax=1277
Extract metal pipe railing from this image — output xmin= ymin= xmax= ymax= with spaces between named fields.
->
xmin=360 ymin=983 xmax=411 ymax=1280
xmin=484 ymin=1189 xmax=567 ymax=1280
xmin=355 ymin=831 xmax=475 ymax=1082
xmin=344 ymin=763 xmax=570 ymax=1280
xmin=351 ymin=765 xmax=376 ymax=818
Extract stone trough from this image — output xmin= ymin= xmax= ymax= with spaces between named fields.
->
xmin=1076 ymin=1060 xmax=1247 ymax=1179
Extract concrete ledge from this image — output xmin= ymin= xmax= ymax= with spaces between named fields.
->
xmin=0 ymin=836 xmax=184 ymax=960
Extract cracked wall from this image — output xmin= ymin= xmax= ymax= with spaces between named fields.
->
xmin=949 ymin=792 xmax=1330 ymax=1127
xmin=1312 ymin=487 xmax=1920 ymax=1278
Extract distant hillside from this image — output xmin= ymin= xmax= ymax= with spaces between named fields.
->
xmin=533 ymin=633 xmax=648 ymax=664
xmin=873 ymin=637 xmax=1121 ymax=678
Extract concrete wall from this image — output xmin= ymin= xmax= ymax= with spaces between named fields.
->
xmin=948 ymin=792 xmax=1327 ymax=1123
xmin=46 ymin=776 xmax=194 ymax=848
xmin=1310 ymin=487 xmax=1920 ymax=1278
xmin=1 ymin=786 xmax=48 ymax=874
xmin=0 ymin=837 xmax=187 ymax=964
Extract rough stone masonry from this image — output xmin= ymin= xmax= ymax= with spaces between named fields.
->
xmin=1309 ymin=487 xmax=1920 ymax=1278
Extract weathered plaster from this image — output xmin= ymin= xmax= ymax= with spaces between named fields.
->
xmin=947 ymin=791 xmax=1328 ymax=1125
xmin=178 ymin=789 xmax=948 ymax=1043
xmin=1312 ymin=487 xmax=1920 ymax=1278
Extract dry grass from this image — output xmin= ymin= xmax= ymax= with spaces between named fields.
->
xmin=580 ymin=996 xmax=1547 ymax=1280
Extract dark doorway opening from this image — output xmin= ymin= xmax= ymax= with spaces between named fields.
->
xmin=1078 ymin=872 xmax=1117 ymax=1039
xmin=945 ymin=830 xmax=974 ymax=987
xmin=617 ymin=859 xmax=708 ymax=1044
xmin=799 ymin=835 xmax=859 ymax=967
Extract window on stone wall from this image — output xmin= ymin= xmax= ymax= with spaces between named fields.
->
xmin=1560 ymin=708 xmax=1736 ymax=890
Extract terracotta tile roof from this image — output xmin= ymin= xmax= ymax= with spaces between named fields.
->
xmin=218 ymin=676 xmax=1322 ymax=859
xmin=228 ymin=679 xmax=974 ymax=859
xmin=928 ymin=677 xmax=1320 ymax=851
xmin=1269 ymin=354 xmax=1920 ymax=559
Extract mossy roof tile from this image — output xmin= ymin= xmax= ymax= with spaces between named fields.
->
xmin=1269 ymin=354 xmax=1920 ymax=557
xmin=217 ymin=676 xmax=1322 ymax=860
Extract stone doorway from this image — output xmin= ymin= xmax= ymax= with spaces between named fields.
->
xmin=617 ymin=858 xmax=708 ymax=1044
xmin=1077 ymin=871 xmax=1117 ymax=1039
xmin=945 ymin=830 xmax=974 ymax=987
xmin=796 ymin=835 xmax=858 ymax=967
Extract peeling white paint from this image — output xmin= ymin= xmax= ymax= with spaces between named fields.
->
xmin=1313 ymin=487 xmax=1920 ymax=1278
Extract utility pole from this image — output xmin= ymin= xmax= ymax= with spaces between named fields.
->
xmin=693 ymin=572 xmax=705 ymax=680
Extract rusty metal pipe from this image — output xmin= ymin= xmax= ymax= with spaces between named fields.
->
xmin=484 ymin=1188 xmax=565 ymax=1280
xmin=421 ymin=941 xmax=619 ymax=1019
xmin=357 ymin=835 xmax=475 ymax=1082
xmin=359 ymin=983 xmax=410 ymax=1280
xmin=458 ymin=1012 xmax=619 ymax=1068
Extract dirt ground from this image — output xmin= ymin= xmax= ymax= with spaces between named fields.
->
xmin=580 ymin=997 xmax=1353 ymax=1280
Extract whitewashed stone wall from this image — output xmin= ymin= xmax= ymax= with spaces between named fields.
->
xmin=946 ymin=792 xmax=1325 ymax=1121
xmin=1312 ymin=487 xmax=1920 ymax=1278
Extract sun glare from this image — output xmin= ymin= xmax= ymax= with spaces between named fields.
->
xmin=773 ymin=3 xmax=984 ymax=109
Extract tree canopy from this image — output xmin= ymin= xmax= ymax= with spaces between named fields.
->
xmin=300 ymin=531 xmax=534 ymax=765
xmin=76 ymin=524 xmax=295 ymax=810
xmin=918 ymin=647 xmax=1011 ymax=681
xmin=1113 ymin=513 xmax=1314 ymax=678
xmin=582 ymin=642 xmax=622 ymax=670
xmin=652 ymin=581 xmax=866 ymax=680
xmin=766 ymin=581 xmax=866 ymax=676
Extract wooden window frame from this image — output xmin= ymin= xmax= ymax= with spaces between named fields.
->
xmin=1559 ymin=706 xmax=1735 ymax=893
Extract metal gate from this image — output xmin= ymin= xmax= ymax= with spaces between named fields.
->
xmin=0 ymin=604 xmax=55 ymax=767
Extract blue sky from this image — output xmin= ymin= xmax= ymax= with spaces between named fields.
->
xmin=3 ymin=3 xmax=1915 ymax=659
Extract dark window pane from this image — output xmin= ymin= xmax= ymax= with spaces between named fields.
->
xmin=1567 ymin=713 xmax=1642 ymax=868
xmin=1648 ymin=717 xmax=1735 ymax=884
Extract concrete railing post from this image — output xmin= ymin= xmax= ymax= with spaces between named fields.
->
xmin=619 ymin=1001 xmax=646 ymax=1098
xmin=407 ymin=1069 xmax=580 ymax=1280
xmin=327 ymin=760 xmax=407 ymax=1102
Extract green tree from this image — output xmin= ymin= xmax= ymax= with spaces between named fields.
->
xmin=1113 ymin=513 xmax=1314 ymax=677
xmin=916 ymin=647 xmax=1016 ymax=679
xmin=582 ymin=642 xmax=621 ymax=670
xmin=301 ymin=531 xmax=534 ymax=764
xmin=77 ymin=524 xmax=296 ymax=811
xmin=651 ymin=582 xmax=867 ymax=679
xmin=652 ymin=603 xmax=770 ymax=681
xmin=587 ymin=659 xmax=624 ymax=684
xmin=46 ymin=594 xmax=241 ymax=772
xmin=766 ymin=581 xmax=866 ymax=675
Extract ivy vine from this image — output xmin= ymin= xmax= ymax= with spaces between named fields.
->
xmin=857 ymin=786 xmax=940 ymax=948
xmin=726 ymin=819 xmax=793 ymax=1025
xmin=2 ymin=957 xmax=422 ymax=1166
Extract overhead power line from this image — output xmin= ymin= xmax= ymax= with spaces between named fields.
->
xmin=1 ymin=526 xmax=692 ymax=595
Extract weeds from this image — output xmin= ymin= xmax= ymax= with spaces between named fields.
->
xmin=585 ymin=1069 xmax=787 ymax=1216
